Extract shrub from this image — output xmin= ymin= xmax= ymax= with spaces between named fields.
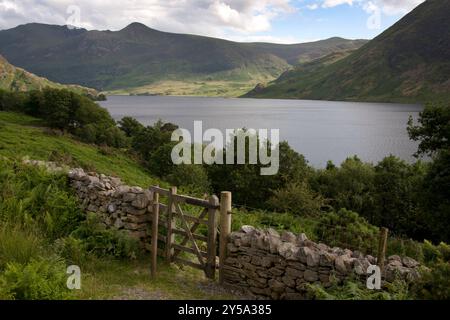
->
xmin=0 ymin=160 xmax=83 ymax=239
xmin=315 ymin=209 xmax=379 ymax=254
xmin=387 ymin=237 xmax=424 ymax=263
xmin=131 ymin=120 xmax=174 ymax=160
xmin=208 ymin=140 xmax=311 ymax=209
xmin=118 ymin=117 xmax=144 ymax=137
xmin=413 ymin=262 xmax=450 ymax=300
xmin=98 ymin=126 xmax=129 ymax=148
xmin=75 ymin=123 xmax=98 ymax=144
xmin=0 ymin=224 xmax=44 ymax=269
xmin=422 ymin=240 xmax=450 ymax=264
xmin=71 ymin=213 xmax=139 ymax=259
xmin=148 ymin=142 xmax=177 ymax=177
xmin=267 ymin=182 xmax=326 ymax=217
xmin=53 ymin=236 xmax=89 ymax=266
xmin=167 ymin=164 xmax=211 ymax=194
xmin=0 ymin=256 xmax=70 ymax=300
xmin=305 ymin=278 xmax=410 ymax=300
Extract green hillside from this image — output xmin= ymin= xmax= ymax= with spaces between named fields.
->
xmin=0 ymin=55 xmax=99 ymax=97
xmin=0 ymin=112 xmax=158 ymax=187
xmin=245 ymin=0 xmax=450 ymax=103
xmin=0 ymin=23 xmax=366 ymax=96
xmin=1 ymin=107 xmax=450 ymax=300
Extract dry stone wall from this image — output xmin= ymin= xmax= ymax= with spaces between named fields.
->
xmin=68 ymin=168 xmax=152 ymax=245
xmin=223 ymin=226 xmax=422 ymax=300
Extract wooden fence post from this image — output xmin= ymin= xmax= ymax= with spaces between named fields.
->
xmin=165 ymin=186 xmax=177 ymax=263
xmin=377 ymin=227 xmax=388 ymax=273
xmin=150 ymin=189 xmax=159 ymax=278
xmin=219 ymin=191 xmax=232 ymax=284
xmin=206 ymin=195 xmax=219 ymax=280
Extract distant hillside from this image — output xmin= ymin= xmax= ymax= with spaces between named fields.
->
xmin=245 ymin=0 xmax=450 ymax=103
xmin=0 ymin=55 xmax=99 ymax=97
xmin=0 ymin=23 xmax=366 ymax=96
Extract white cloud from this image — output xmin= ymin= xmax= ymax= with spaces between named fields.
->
xmin=322 ymin=0 xmax=354 ymax=8
xmin=229 ymin=34 xmax=302 ymax=43
xmin=0 ymin=0 xmax=295 ymax=40
xmin=319 ymin=0 xmax=424 ymax=14
xmin=377 ymin=0 xmax=425 ymax=15
xmin=306 ymin=4 xmax=319 ymax=10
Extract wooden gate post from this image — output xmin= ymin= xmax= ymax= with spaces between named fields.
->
xmin=377 ymin=227 xmax=389 ymax=273
xmin=206 ymin=195 xmax=219 ymax=280
xmin=166 ymin=186 xmax=177 ymax=263
xmin=219 ymin=191 xmax=232 ymax=284
xmin=150 ymin=189 xmax=159 ymax=278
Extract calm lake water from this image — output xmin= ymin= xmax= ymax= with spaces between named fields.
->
xmin=100 ymin=96 xmax=423 ymax=168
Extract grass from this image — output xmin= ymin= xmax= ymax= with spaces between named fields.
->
xmin=0 ymin=111 xmax=160 ymax=187
xmin=107 ymin=79 xmax=272 ymax=98
xmin=73 ymin=258 xmax=240 ymax=300
xmin=0 ymin=224 xmax=45 ymax=269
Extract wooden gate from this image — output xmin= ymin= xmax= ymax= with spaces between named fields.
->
xmin=149 ymin=186 xmax=226 ymax=279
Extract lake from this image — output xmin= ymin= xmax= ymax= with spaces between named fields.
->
xmin=100 ymin=96 xmax=423 ymax=168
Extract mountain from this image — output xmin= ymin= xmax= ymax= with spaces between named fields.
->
xmin=0 ymin=55 xmax=99 ymax=97
xmin=245 ymin=0 xmax=450 ymax=103
xmin=0 ymin=22 xmax=366 ymax=96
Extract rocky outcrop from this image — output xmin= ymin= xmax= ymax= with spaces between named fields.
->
xmin=223 ymin=226 xmax=422 ymax=300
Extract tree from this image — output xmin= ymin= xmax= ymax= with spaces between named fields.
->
xmin=131 ymin=120 xmax=173 ymax=160
xmin=40 ymin=88 xmax=74 ymax=129
xmin=207 ymin=136 xmax=311 ymax=209
xmin=167 ymin=164 xmax=211 ymax=194
xmin=267 ymin=182 xmax=326 ymax=217
xmin=407 ymin=102 xmax=450 ymax=156
xmin=421 ymin=150 xmax=450 ymax=242
xmin=148 ymin=142 xmax=177 ymax=177
xmin=312 ymin=156 xmax=376 ymax=217
xmin=118 ymin=117 xmax=144 ymax=137
xmin=408 ymin=102 xmax=450 ymax=242
xmin=372 ymin=156 xmax=425 ymax=237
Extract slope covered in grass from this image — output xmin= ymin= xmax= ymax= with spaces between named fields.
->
xmin=0 ymin=55 xmax=99 ymax=97
xmin=0 ymin=112 xmax=159 ymax=187
xmin=246 ymin=0 xmax=450 ymax=103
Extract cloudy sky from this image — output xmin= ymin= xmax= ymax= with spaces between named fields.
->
xmin=0 ymin=0 xmax=425 ymax=43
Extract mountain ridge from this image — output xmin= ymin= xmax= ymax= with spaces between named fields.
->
xmin=244 ymin=0 xmax=450 ymax=103
xmin=0 ymin=23 xmax=367 ymax=96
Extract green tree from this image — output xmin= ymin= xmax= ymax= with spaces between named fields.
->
xmin=408 ymin=102 xmax=450 ymax=156
xmin=118 ymin=117 xmax=144 ymax=137
xmin=312 ymin=156 xmax=376 ymax=216
xmin=40 ymin=88 xmax=74 ymax=129
xmin=267 ymin=182 xmax=326 ymax=217
xmin=131 ymin=120 xmax=173 ymax=160
xmin=208 ymin=134 xmax=311 ymax=208
xmin=167 ymin=164 xmax=211 ymax=194
xmin=408 ymin=101 xmax=450 ymax=242
xmin=372 ymin=156 xmax=425 ymax=237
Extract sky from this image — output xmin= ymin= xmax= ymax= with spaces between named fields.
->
xmin=0 ymin=0 xmax=425 ymax=43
